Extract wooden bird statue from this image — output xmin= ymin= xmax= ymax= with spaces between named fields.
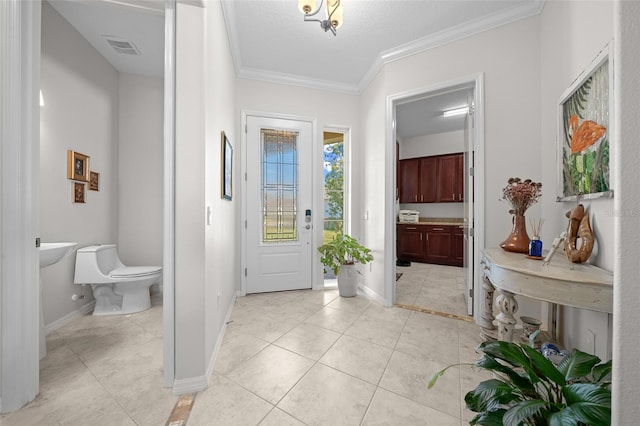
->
xmin=563 ymin=204 xmax=595 ymax=263
xmin=569 ymin=115 xmax=607 ymax=154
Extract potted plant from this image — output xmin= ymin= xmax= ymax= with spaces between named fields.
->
xmin=428 ymin=340 xmax=611 ymax=425
xmin=317 ymin=234 xmax=373 ymax=297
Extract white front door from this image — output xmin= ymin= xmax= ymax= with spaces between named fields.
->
xmin=246 ymin=115 xmax=313 ymax=293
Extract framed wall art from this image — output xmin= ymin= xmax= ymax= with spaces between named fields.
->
xmin=221 ymin=131 xmax=233 ymax=201
xmin=73 ymin=182 xmax=86 ymax=203
xmin=89 ymin=171 xmax=100 ymax=191
xmin=557 ymin=43 xmax=613 ymax=201
xmin=67 ymin=150 xmax=90 ymax=182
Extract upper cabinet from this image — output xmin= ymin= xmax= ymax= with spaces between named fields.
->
xmin=399 ymin=153 xmax=464 ymax=203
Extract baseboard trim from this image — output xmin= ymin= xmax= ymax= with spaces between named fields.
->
xmin=205 ymin=292 xmax=237 ymax=381
xmin=44 ymin=301 xmax=96 ymax=335
xmin=172 ymin=375 xmax=208 ymax=395
xmin=357 ymin=283 xmax=385 ymax=305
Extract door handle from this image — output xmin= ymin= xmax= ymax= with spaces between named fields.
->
xmin=304 ymin=224 xmax=311 ymax=230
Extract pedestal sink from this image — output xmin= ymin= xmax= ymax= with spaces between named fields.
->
xmin=39 ymin=242 xmax=78 ymax=359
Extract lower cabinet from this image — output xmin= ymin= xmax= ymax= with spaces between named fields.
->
xmin=397 ymin=223 xmax=463 ymax=267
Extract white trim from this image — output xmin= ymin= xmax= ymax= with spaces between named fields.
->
xmin=238 ymin=67 xmax=360 ymax=96
xmin=162 ymin=0 xmax=176 ymax=389
xmin=205 ymin=293 xmax=237 ymax=381
xmin=358 ymin=283 xmax=386 ymax=306
xmin=241 ymin=110 xmax=319 ymax=296
xmin=0 ymin=0 xmax=41 ymax=414
xmin=384 ymin=74 xmax=485 ymax=321
xmin=44 ymin=301 xmax=96 ymax=335
xmin=172 ymin=375 xmax=208 ymax=395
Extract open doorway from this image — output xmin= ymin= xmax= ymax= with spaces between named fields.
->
xmin=387 ymin=75 xmax=484 ymax=322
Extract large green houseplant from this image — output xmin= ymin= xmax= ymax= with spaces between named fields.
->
xmin=317 ymin=234 xmax=373 ymax=297
xmin=429 ymin=340 xmax=611 ymax=425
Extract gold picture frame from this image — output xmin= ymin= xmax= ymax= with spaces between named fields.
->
xmin=73 ymin=182 xmax=86 ymax=203
xmin=89 ymin=171 xmax=100 ymax=191
xmin=67 ymin=150 xmax=90 ymax=182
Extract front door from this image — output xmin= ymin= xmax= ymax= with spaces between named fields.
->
xmin=246 ymin=115 xmax=313 ymax=293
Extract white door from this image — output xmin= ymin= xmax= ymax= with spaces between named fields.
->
xmin=246 ymin=115 xmax=313 ymax=293
xmin=463 ymin=93 xmax=475 ymax=315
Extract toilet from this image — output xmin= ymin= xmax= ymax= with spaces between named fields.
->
xmin=74 ymin=244 xmax=162 ymax=316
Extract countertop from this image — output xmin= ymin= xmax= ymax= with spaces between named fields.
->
xmin=397 ymin=217 xmax=464 ymax=226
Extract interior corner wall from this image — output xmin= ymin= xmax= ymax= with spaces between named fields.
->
xmin=174 ymin=2 xmax=206 ymax=382
xmin=539 ymin=0 xmax=614 ymax=360
xmin=118 ymin=73 xmax=164 ymax=278
xmin=40 ymin=1 xmax=119 ymax=325
xmin=359 ymin=15 xmax=543 ymax=306
xmin=203 ymin=0 xmax=238 ymax=365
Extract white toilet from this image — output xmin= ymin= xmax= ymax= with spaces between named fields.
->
xmin=74 ymin=244 xmax=162 ymax=316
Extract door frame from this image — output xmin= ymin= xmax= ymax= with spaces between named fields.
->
xmin=385 ymin=73 xmax=485 ymax=322
xmin=240 ymin=110 xmax=320 ymax=296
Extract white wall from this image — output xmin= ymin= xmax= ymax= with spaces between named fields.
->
xmin=173 ymin=0 xmax=239 ymax=389
xmin=360 ymin=15 xmax=543 ymax=304
xmin=399 ymin=130 xmax=465 ymax=219
xmin=40 ymin=1 xmax=120 ymax=324
xmin=539 ymin=0 xmax=614 ymax=360
xmin=118 ymin=73 xmax=164 ymax=282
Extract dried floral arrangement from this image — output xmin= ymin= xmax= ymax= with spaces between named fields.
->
xmin=501 ymin=177 xmax=543 ymax=216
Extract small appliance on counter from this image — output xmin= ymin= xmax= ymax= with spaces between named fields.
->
xmin=398 ymin=210 xmax=420 ymax=223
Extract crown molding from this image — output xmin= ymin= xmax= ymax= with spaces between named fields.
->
xmin=237 ymin=67 xmax=361 ymax=95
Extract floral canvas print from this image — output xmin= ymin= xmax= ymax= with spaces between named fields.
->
xmin=558 ymin=46 xmax=612 ymax=201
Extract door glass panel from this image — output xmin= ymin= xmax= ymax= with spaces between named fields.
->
xmin=323 ymin=131 xmax=345 ymax=280
xmin=261 ymin=129 xmax=298 ymax=243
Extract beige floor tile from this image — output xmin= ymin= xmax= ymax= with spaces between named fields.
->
xmin=188 ymin=374 xmax=274 ymax=426
xmin=379 ymin=351 xmax=461 ymax=418
xmin=395 ymin=312 xmax=460 ymax=363
xmin=344 ymin=312 xmax=406 ymax=349
xmin=303 ymin=305 xmax=362 ymax=333
xmin=274 ymin=323 xmax=341 ymax=360
xmin=213 ymin=328 xmax=270 ymax=375
xmin=326 ymin=295 xmax=372 ymax=313
xmin=226 ymin=345 xmax=315 ymax=404
xmin=362 ymin=387 xmax=460 ymax=426
xmin=259 ymin=408 xmax=306 ymax=426
xmin=319 ymin=334 xmax=393 ymax=385
xmin=277 ymin=363 xmax=376 ymax=426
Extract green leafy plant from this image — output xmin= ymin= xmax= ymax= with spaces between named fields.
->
xmin=428 ymin=340 xmax=611 ymax=425
xmin=317 ymin=234 xmax=373 ymax=276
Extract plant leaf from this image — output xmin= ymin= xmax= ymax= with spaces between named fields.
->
xmin=469 ymin=409 xmax=506 ymax=426
xmin=465 ymin=379 xmax=521 ymax=413
xmin=549 ymin=408 xmax=579 ymax=426
xmin=562 ymin=383 xmax=611 ymax=425
xmin=502 ymin=399 xmax=548 ymax=426
xmin=521 ymin=344 xmax=566 ymax=386
xmin=591 ymin=360 xmax=612 ymax=384
xmin=478 ymin=341 xmax=541 ymax=384
xmin=557 ymin=349 xmax=601 ymax=381
xmin=475 ymin=354 xmax=535 ymax=392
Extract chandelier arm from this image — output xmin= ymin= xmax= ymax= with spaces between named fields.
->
xmin=326 ymin=0 xmax=340 ymax=21
xmin=303 ymin=0 xmax=325 ymax=18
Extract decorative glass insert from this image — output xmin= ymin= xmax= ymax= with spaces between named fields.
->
xmin=261 ymin=129 xmax=298 ymax=243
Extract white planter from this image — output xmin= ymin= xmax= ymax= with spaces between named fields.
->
xmin=337 ymin=264 xmax=358 ymax=297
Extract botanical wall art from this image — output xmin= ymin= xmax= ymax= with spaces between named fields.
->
xmin=221 ymin=131 xmax=233 ymax=201
xmin=67 ymin=150 xmax=90 ymax=182
xmin=557 ymin=44 xmax=613 ymax=201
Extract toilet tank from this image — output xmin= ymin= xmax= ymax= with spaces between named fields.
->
xmin=74 ymin=244 xmax=124 ymax=284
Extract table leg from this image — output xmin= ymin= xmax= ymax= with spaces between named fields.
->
xmin=495 ymin=290 xmax=518 ymax=342
xmin=479 ymin=274 xmax=497 ymax=341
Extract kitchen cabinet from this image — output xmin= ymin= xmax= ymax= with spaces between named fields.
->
xmin=436 ymin=154 xmax=464 ymax=202
xmin=397 ymin=223 xmax=463 ymax=267
xmin=399 ymin=157 xmax=437 ymax=203
xmin=399 ymin=153 xmax=463 ymax=203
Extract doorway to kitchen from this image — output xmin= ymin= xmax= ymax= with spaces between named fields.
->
xmin=387 ymin=75 xmax=484 ymax=322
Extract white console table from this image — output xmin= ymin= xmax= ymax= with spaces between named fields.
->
xmin=480 ymin=247 xmax=613 ymax=342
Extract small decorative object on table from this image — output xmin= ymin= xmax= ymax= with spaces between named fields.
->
xmin=564 ymin=204 xmax=595 ymax=263
xmin=527 ymin=217 xmax=544 ymax=258
xmin=500 ymin=177 xmax=543 ymax=253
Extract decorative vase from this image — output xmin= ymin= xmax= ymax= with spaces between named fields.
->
xmin=500 ymin=215 xmax=530 ymax=253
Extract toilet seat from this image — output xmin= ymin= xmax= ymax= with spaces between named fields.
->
xmin=110 ymin=266 xmax=162 ymax=279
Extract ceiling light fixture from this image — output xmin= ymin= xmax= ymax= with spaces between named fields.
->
xmin=443 ymin=106 xmax=469 ymax=117
xmin=298 ymin=0 xmax=343 ymax=36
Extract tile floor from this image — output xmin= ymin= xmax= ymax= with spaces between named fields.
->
xmin=1 ymin=274 xmax=490 ymax=426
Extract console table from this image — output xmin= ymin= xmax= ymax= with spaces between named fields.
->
xmin=480 ymin=247 xmax=613 ymax=342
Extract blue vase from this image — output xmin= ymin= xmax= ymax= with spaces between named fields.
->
xmin=529 ymin=237 xmax=543 ymax=257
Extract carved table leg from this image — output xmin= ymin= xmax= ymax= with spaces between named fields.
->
xmin=479 ymin=274 xmax=497 ymax=341
xmin=495 ymin=290 xmax=518 ymax=342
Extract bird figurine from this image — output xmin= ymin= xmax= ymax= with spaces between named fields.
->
xmin=569 ymin=115 xmax=606 ymax=154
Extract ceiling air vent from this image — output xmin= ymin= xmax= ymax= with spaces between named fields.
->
xmin=103 ymin=36 xmax=141 ymax=56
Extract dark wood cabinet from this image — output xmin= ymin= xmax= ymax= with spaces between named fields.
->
xmin=397 ymin=223 xmax=463 ymax=267
xmin=399 ymin=153 xmax=463 ymax=203
xmin=397 ymin=224 xmax=425 ymax=261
